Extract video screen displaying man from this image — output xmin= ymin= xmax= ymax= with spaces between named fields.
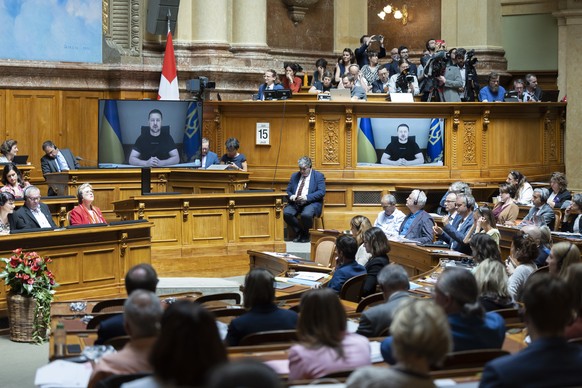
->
xmin=128 ymin=109 xmax=180 ymax=167
xmin=380 ymin=124 xmax=424 ymax=166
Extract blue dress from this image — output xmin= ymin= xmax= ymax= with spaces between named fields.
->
xmin=220 ymin=153 xmax=247 ymax=169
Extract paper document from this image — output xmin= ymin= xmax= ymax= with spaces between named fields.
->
xmin=293 ymin=272 xmax=325 ymax=281
xmin=35 ymin=360 xmax=92 ymax=388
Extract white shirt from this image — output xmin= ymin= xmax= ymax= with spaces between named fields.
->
xmin=292 ymin=172 xmax=311 ymax=201
xmin=31 ymin=207 xmax=52 ymax=228
xmin=374 ymin=208 xmax=406 ymax=238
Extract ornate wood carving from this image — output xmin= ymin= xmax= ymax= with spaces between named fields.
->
xmin=138 ymin=202 xmax=145 ymax=219
xmin=482 ymin=110 xmax=490 ymax=130
xmin=275 ymin=198 xmax=282 ymax=219
xmin=120 ymin=232 xmax=128 ymax=257
xmin=182 ymin=201 xmax=190 ymax=222
xmin=228 ymin=200 xmax=236 ymax=219
xmin=453 ymin=109 xmax=460 ymax=131
xmin=463 ymin=121 xmax=477 ymax=165
xmin=309 ymin=107 xmax=316 ymax=130
xmin=322 ymin=119 xmax=340 ymax=164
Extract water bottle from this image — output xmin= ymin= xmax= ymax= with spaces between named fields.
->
xmin=54 ymin=322 xmax=66 ymax=357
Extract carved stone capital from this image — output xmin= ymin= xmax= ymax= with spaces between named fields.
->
xmin=281 ymin=0 xmax=320 ymax=24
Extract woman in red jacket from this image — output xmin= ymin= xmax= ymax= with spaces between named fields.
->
xmin=69 ymin=183 xmax=107 ymax=225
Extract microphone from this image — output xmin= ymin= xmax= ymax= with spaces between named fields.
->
xmin=75 ymin=156 xmax=99 ymax=166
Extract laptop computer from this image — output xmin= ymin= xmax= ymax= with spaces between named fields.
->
xmin=389 ymin=93 xmax=414 ymax=102
xmin=12 ymin=155 xmax=28 ymax=164
xmin=329 ymin=88 xmax=352 ymax=102
xmin=541 ymin=90 xmax=560 ymax=102
xmin=206 ymin=164 xmax=230 ymax=170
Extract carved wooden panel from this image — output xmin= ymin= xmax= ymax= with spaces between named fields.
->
xmin=322 ymin=118 xmax=340 ymax=164
xmin=462 ymin=121 xmax=477 ymax=165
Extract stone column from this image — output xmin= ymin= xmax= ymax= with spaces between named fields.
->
xmin=188 ymin=0 xmax=230 ymax=53
xmin=554 ymin=5 xmax=582 ymax=190
xmin=333 ymin=0 xmax=367 ymax=53
xmin=231 ymin=0 xmax=269 ymax=55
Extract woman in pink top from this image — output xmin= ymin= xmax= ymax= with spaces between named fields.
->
xmin=288 ymin=288 xmax=371 ymax=380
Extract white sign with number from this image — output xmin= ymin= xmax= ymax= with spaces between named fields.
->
xmin=256 ymin=122 xmax=270 ymax=145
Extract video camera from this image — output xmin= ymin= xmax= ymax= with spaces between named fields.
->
xmin=186 ymin=76 xmax=216 ymax=100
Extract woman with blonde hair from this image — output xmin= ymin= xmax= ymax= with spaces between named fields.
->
xmin=474 ymin=259 xmax=515 ymax=311
xmin=350 ymin=215 xmax=373 ymax=265
xmin=547 ymin=242 xmax=581 ymax=278
xmin=69 ymin=183 xmax=107 ymax=225
xmin=288 ymin=288 xmax=370 ymax=380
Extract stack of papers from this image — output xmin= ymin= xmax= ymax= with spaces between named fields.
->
xmin=35 ymin=360 xmax=92 ymax=387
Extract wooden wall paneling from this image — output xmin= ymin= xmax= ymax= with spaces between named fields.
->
xmin=0 ymin=89 xmax=5 ymax=139
xmin=81 ymin=248 xmax=118 ymax=284
xmin=189 ymin=211 xmax=228 ymax=245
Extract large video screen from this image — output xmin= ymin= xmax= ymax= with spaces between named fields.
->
xmin=357 ymin=118 xmax=445 ymax=166
xmin=98 ymin=100 xmax=202 ymax=168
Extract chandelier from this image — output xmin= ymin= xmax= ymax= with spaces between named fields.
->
xmin=377 ymin=4 xmax=408 ymax=25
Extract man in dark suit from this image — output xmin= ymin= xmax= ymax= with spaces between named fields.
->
xmin=434 ymin=193 xmax=475 ymax=254
xmin=14 ymin=186 xmax=57 ymax=230
xmin=40 ymin=140 xmax=80 ymax=196
xmin=520 ymin=188 xmax=556 ymax=230
xmin=193 ymin=137 xmax=220 ymax=168
xmin=284 ymin=156 xmax=326 ymax=243
xmin=398 ymin=189 xmax=435 ymax=244
xmin=356 ymin=264 xmax=410 ymax=337
xmin=94 ymin=263 xmax=159 ymax=345
xmin=480 ymin=274 xmax=582 ymax=387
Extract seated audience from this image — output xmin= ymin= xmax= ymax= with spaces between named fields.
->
xmin=1 ymin=163 xmax=29 ymax=199
xmin=356 ymin=264 xmax=410 ymax=337
xmin=380 ymin=123 xmax=424 ymax=166
xmin=123 ymin=301 xmax=228 ymax=388
xmin=360 ymin=51 xmax=381 ymax=87
xmin=13 ymin=186 xmax=57 ymax=230
xmin=510 ymin=78 xmax=525 ymax=101
xmin=283 ymin=156 xmax=326 ymax=243
xmin=520 ymin=188 xmax=556 ymax=230
xmin=308 ymin=70 xmax=334 ymax=94
xmin=311 ymin=58 xmax=328 ymax=86
xmin=362 ymin=227 xmax=391 ymax=297
xmin=207 ymin=359 xmax=283 ymax=388
xmin=69 ymin=183 xmax=107 ymax=225
xmin=0 ymin=192 xmax=16 ymax=235
xmin=506 ymin=170 xmax=533 ymax=205
xmin=388 ymin=59 xmax=419 ymax=95
xmin=398 ymin=190 xmax=435 ymax=244
xmin=348 ymin=299 xmax=452 ymax=388
xmin=478 ymin=72 xmax=506 ymax=102
xmin=433 ymin=193 xmax=475 ymax=254
xmin=87 ymin=290 xmax=163 ymax=388
xmin=565 ymin=263 xmax=582 ymax=340
xmin=548 ymin=171 xmax=571 ymax=209
xmin=522 ymin=73 xmax=544 ymax=102
xmin=226 ymin=268 xmax=298 ymax=346
xmin=350 ymin=215 xmax=373 ymax=266
xmin=437 ymin=181 xmax=471 ymax=216
xmin=220 ymin=137 xmax=247 ymax=171
xmin=386 ymin=46 xmax=418 ymax=77
xmin=480 ymin=274 xmax=582 ymax=387
xmin=520 ymin=224 xmax=551 ymax=268
xmin=288 ymin=288 xmax=371 ymax=380
xmin=371 ymin=66 xmax=390 ymax=93
xmin=506 ymin=233 xmax=538 ymax=302
xmin=440 ymin=192 xmax=458 ymax=218
xmin=334 ymin=48 xmax=356 ymax=85
xmin=561 ymin=193 xmax=582 ymax=233
xmin=492 ymin=183 xmax=519 ymax=225
xmin=193 ymin=137 xmax=220 ymax=169
xmin=258 ymin=69 xmax=283 ymax=100
xmin=282 ymin=62 xmax=303 ymax=93
xmin=547 ymin=242 xmax=581 ymax=278
xmin=381 ymin=267 xmax=505 ymax=364
xmin=464 ymin=206 xmax=500 ymax=246
xmin=474 ymin=258 xmax=515 ymax=311
xmin=469 ymin=233 xmax=502 ymax=266
xmin=0 ymin=139 xmax=19 ymax=163
xmin=328 ymin=235 xmax=366 ymax=293
xmin=373 ymin=194 xmax=406 ymax=239
xmin=341 ymin=73 xmax=367 ymax=101
xmin=95 ymin=263 xmax=159 ymax=345
xmin=338 ymin=64 xmax=370 ymax=92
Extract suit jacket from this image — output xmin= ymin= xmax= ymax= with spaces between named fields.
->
xmin=399 ymin=210 xmax=435 ymax=245
xmin=14 ymin=203 xmax=57 ymax=230
xmin=561 ymin=214 xmax=582 ymax=233
xmin=40 ymin=148 xmax=79 ymax=176
xmin=328 ymin=261 xmax=366 ymax=293
xmin=552 ymin=188 xmax=572 ymax=209
xmin=286 ymin=169 xmax=326 ymax=216
xmin=480 ymin=338 xmax=582 ymax=388
xmin=94 ymin=313 xmax=125 ymax=345
xmin=356 ymin=291 xmax=410 ymax=337
xmin=193 ymin=151 xmax=220 ymax=168
xmin=442 ymin=213 xmax=474 ymax=254
xmin=522 ymin=203 xmax=556 ymax=230
xmin=225 ymin=304 xmax=298 ymax=346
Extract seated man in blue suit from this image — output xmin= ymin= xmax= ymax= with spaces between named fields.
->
xmin=328 ymin=235 xmax=366 ymax=293
xmin=94 ymin=263 xmax=159 ymax=345
xmin=433 ymin=193 xmax=475 ymax=255
xmin=193 ymin=137 xmax=220 ymax=168
xmin=398 ymin=189 xmax=435 ymax=245
xmin=284 ymin=156 xmax=326 ymax=243
xmin=480 ymin=273 xmax=582 ymax=387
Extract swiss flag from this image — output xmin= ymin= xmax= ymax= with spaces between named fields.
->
xmin=158 ymin=31 xmax=179 ymax=100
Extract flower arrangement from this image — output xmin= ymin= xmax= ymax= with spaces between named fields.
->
xmin=1 ymin=248 xmax=59 ymax=343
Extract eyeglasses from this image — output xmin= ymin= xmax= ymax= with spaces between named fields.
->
xmin=27 ymin=197 xmax=41 ymax=202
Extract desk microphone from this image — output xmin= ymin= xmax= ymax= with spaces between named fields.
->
xmin=75 ymin=156 xmax=99 ymax=166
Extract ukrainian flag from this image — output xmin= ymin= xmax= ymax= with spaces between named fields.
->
xmin=99 ymin=100 xmax=125 ymax=164
xmin=427 ymin=118 xmax=443 ymax=162
xmin=182 ymin=101 xmax=202 ymax=162
xmin=358 ymin=118 xmax=377 ymax=163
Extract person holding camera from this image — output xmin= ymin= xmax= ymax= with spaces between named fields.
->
xmin=456 ymin=48 xmax=480 ymax=102
xmin=387 ymin=46 xmax=418 ymax=78
xmin=355 ymin=35 xmax=386 ymax=68
xmin=388 ymin=60 xmax=419 ymax=95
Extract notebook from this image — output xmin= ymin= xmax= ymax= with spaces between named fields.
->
xmin=329 ymin=88 xmax=352 ymax=102
xmin=389 ymin=93 xmax=414 ymax=102
xmin=12 ymin=155 xmax=28 ymax=164
xmin=206 ymin=164 xmax=230 ymax=170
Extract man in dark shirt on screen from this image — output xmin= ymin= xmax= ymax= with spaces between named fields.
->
xmin=380 ymin=123 xmax=424 ymax=166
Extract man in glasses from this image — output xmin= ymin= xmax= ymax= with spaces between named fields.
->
xmin=14 ymin=185 xmax=57 ymax=230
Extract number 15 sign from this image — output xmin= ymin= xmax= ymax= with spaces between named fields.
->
xmin=256 ymin=122 xmax=270 ymax=145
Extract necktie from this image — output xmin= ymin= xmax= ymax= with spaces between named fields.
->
xmin=296 ymin=177 xmax=306 ymax=197
xmin=57 ymin=153 xmax=69 ymax=171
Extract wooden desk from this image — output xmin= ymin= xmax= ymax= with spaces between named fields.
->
xmin=248 ymin=250 xmax=332 ymax=277
xmin=113 ymin=192 xmax=286 ymax=277
xmin=0 ymin=221 xmax=152 ymax=315
xmin=45 ymin=169 xmax=250 ymax=219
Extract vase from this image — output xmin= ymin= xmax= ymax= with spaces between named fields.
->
xmin=6 ymin=293 xmax=48 ymax=342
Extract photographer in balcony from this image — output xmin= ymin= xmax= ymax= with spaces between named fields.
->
xmin=355 ymin=35 xmax=386 ymax=68
xmin=456 ymin=48 xmax=480 ymax=102
xmin=388 ymin=60 xmax=419 ymax=96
